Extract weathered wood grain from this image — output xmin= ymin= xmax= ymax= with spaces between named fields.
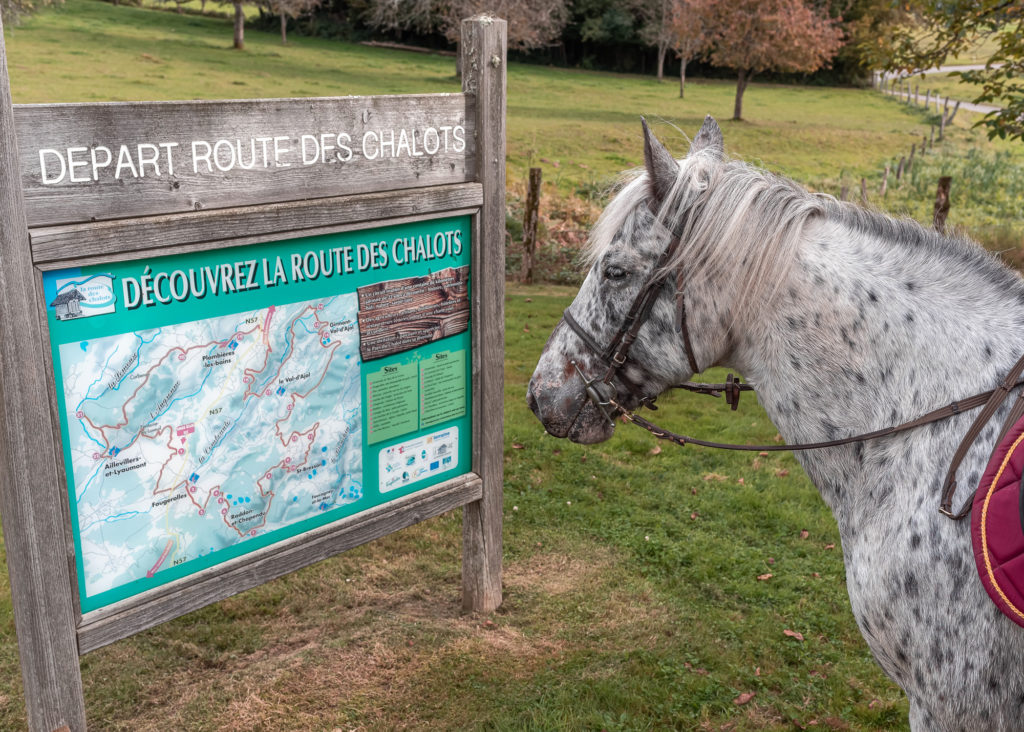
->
xmin=461 ymin=16 xmax=506 ymax=614
xmin=0 ymin=23 xmax=87 ymax=732
xmin=15 ymin=94 xmax=477 ymax=227
xmin=30 ymin=183 xmax=483 ymax=265
xmin=78 ymin=474 xmax=482 ymax=654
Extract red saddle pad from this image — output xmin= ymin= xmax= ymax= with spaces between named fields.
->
xmin=972 ymin=414 xmax=1024 ymax=629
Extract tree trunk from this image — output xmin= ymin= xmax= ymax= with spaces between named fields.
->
xmin=200 ymin=0 xmax=206 ymax=12
xmin=679 ymin=58 xmax=687 ymax=99
xmin=233 ymin=2 xmax=245 ymax=50
xmin=656 ymin=43 xmax=667 ymax=81
xmin=520 ymin=168 xmax=542 ymax=284
xmin=733 ymin=69 xmax=750 ymax=121
xmin=280 ymin=13 xmax=287 ymax=44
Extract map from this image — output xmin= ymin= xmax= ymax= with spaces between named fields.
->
xmin=59 ymin=295 xmax=363 ymax=599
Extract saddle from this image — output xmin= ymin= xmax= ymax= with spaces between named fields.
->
xmin=973 ymin=412 xmax=1024 ymax=629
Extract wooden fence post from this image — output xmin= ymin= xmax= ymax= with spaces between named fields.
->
xmin=880 ymin=164 xmax=890 ymax=198
xmin=913 ymin=83 xmax=919 ymax=104
xmin=461 ymin=15 xmax=505 ymax=614
xmin=860 ymin=177 xmax=868 ymax=205
xmin=945 ymin=100 xmax=961 ymax=127
xmin=0 ymin=15 xmax=88 ymax=732
xmin=933 ymin=176 xmax=952 ymax=233
xmin=924 ymin=88 xmax=931 ymax=110
xmin=520 ymin=167 xmax=542 ymax=284
xmin=908 ymin=142 xmax=916 ymax=173
xmin=896 ymin=156 xmax=906 ymax=183
xmin=930 ymin=125 xmax=935 ymax=149
xmin=840 ymin=184 xmax=849 ymax=201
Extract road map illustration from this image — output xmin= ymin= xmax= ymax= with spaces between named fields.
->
xmin=60 ymin=295 xmax=363 ymax=600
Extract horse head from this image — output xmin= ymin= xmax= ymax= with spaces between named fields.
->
xmin=527 ymin=116 xmax=735 ymax=443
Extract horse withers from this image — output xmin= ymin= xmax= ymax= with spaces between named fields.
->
xmin=527 ymin=117 xmax=1024 ymax=730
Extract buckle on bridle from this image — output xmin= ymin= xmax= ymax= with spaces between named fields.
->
xmin=572 ymin=361 xmax=619 ymax=427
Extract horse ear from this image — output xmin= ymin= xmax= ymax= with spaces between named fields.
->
xmin=689 ymin=115 xmax=724 ymax=158
xmin=641 ymin=118 xmax=679 ymax=204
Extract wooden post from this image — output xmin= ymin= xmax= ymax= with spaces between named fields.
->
xmin=860 ymin=177 xmax=868 ymax=205
xmin=945 ymin=99 xmax=961 ymax=127
xmin=840 ymin=184 xmax=849 ymax=201
xmin=922 ymin=135 xmax=928 ymax=154
xmin=520 ymin=167 xmax=542 ymax=284
xmin=913 ymin=83 xmax=919 ymax=104
xmin=908 ymin=143 xmax=916 ymax=173
xmin=461 ymin=15 xmax=505 ymax=614
xmin=924 ymin=88 xmax=931 ymax=109
xmin=930 ymin=125 xmax=935 ymax=149
xmin=880 ymin=164 xmax=890 ymax=198
xmin=933 ymin=176 xmax=952 ymax=233
xmin=0 ymin=16 xmax=88 ymax=732
xmin=896 ymin=156 xmax=906 ymax=183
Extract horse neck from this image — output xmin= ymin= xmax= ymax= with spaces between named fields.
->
xmin=725 ymin=215 xmax=1024 ymax=524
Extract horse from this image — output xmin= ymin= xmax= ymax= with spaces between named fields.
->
xmin=526 ymin=116 xmax=1024 ymax=730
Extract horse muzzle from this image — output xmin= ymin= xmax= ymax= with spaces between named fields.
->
xmin=527 ymin=363 xmax=619 ymax=444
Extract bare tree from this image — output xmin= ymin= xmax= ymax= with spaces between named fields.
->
xmin=633 ymin=0 xmax=675 ymax=81
xmin=265 ymin=0 xmax=321 ymax=43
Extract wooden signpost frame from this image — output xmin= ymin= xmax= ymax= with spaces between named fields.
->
xmin=0 ymin=16 xmax=505 ymax=732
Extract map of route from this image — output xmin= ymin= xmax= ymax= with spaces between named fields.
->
xmin=59 ymin=295 xmax=363 ymax=600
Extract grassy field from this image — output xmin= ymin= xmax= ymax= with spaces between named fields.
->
xmin=1 ymin=2 xmax=1021 ymax=729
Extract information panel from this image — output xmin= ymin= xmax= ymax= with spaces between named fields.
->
xmin=44 ymin=216 xmax=472 ymax=612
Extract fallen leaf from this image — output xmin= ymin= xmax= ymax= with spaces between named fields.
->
xmin=758 ymin=451 xmax=769 ymax=457
xmin=784 ymin=629 xmax=805 ymax=641
xmin=703 ymin=472 xmax=728 ymax=481
xmin=691 ymin=487 xmax=698 ymax=495
xmin=812 ymin=572 xmax=820 ymax=578
xmin=737 ymin=478 xmax=745 ymax=485
xmin=523 ymin=324 xmax=530 ymax=332
xmin=824 ymin=543 xmax=835 ymax=550
xmin=755 ymin=666 xmax=761 ymax=676
xmin=757 ymin=573 xmax=773 ymax=581
xmin=552 ymin=449 xmax=561 ymax=455
xmin=800 ymin=530 xmax=810 ymax=539
xmin=776 ymin=469 xmax=790 ymax=477
xmin=767 ymin=557 xmax=775 ymax=564
xmin=752 ymin=458 xmax=762 ymax=469
xmin=524 ymin=298 xmax=533 ymax=302
xmin=774 ymin=433 xmax=783 ymax=443
xmin=733 ymin=692 xmax=756 ymax=706
xmin=512 ymin=443 xmax=525 ymax=450
xmin=684 ymin=662 xmax=709 ymax=675
xmin=649 ymin=445 xmax=662 ymax=455
xmin=868 ymin=699 xmax=879 ymax=709
xmin=690 ymin=512 xmax=699 ymax=520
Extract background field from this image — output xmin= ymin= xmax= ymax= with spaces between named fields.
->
xmin=1 ymin=1 xmax=1022 ymax=729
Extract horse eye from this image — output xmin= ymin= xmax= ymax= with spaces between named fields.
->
xmin=604 ymin=265 xmax=628 ymax=281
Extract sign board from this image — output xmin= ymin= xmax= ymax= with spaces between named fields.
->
xmin=0 ymin=16 xmax=506 ymax=732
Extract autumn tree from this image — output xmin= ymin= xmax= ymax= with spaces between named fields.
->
xmin=703 ymin=0 xmax=844 ymax=120
xmin=669 ymin=0 xmax=711 ymax=98
xmin=867 ymin=0 xmax=1024 ymax=141
xmin=0 ymin=0 xmax=59 ymax=24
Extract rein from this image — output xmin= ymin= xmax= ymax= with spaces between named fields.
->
xmin=563 ymin=211 xmax=1024 ymax=521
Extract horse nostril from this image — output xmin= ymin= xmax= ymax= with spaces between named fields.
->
xmin=526 ymin=386 xmax=540 ymax=417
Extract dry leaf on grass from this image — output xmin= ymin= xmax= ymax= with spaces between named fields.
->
xmin=649 ymin=445 xmax=662 ymax=455
xmin=512 ymin=443 xmax=525 ymax=450
xmin=733 ymin=692 xmax=756 ymax=705
xmin=800 ymin=530 xmax=810 ymax=539
xmin=757 ymin=573 xmax=773 ymax=581
xmin=783 ymin=629 xmax=805 ymax=641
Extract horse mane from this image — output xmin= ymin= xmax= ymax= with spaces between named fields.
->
xmin=585 ymin=149 xmax=1022 ymax=322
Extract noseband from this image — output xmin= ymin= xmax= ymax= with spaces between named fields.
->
xmin=555 ymin=202 xmax=1024 ymax=522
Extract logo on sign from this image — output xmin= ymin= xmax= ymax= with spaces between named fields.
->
xmin=49 ymin=274 xmax=116 ymax=321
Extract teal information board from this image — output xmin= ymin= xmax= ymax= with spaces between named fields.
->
xmin=43 ymin=216 xmax=472 ymax=613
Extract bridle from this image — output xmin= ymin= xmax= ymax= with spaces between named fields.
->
xmin=559 ymin=201 xmax=1024 ymax=521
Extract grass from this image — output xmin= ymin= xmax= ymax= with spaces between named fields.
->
xmin=0 ymin=2 xmax=1021 ymax=728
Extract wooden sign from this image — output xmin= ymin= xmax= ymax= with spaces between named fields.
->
xmin=0 ymin=16 xmax=506 ymax=732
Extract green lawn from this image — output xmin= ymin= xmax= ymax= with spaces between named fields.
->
xmin=1 ymin=2 xmax=1021 ymax=728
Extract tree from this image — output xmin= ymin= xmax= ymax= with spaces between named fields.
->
xmin=632 ymin=0 xmax=674 ymax=81
xmin=867 ymin=1 xmax=1024 ymax=141
xmin=669 ymin=0 xmax=711 ymax=98
xmin=265 ymin=0 xmax=322 ymax=43
xmin=703 ymin=0 xmax=844 ymax=120
xmin=364 ymin=0 xmax=568 ymax=74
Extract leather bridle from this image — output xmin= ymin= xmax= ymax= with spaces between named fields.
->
xmin=558 ymin=201 xmax=1024 ymax=521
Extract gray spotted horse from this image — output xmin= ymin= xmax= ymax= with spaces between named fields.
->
xmin=527 ymin=117 xmax=1024 ymax=730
